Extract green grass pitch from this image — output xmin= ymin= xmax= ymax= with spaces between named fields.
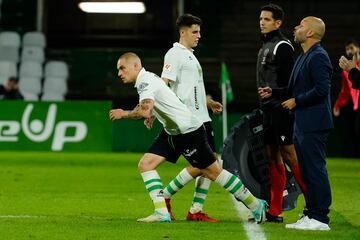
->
xmin=0 ymin=152 xmax=359 ymax=239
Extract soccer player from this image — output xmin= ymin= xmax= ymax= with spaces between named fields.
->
xmin=159 ymin=14 xmax=222 ymax=222
xmin=109 ymin=52 xmax=267 ymax=223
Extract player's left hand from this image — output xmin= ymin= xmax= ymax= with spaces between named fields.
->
xmin=144 ymin=116 xmax=155 ymax=129
xmin=282 ymin=98 xmax=296 ymax=110
xmin=109 ymin=109 xmax=127 ymax=120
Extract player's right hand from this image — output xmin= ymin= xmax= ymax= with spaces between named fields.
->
xmin=109 ymin=109 xmax=127 ymax=121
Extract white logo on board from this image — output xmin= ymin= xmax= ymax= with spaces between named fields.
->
xmin=0 ymin=104 xmax=87 ymax=151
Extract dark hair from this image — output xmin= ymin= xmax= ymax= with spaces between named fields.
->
xmin=8 ymin=76 xmax=19 ymax=83
xmin=345 ymin=39 xmax=359 ymax=48
xmin=260 ymin=3 xmax=284 ymax=21
xmin=176 ymin=14 xmax=202 ymax=30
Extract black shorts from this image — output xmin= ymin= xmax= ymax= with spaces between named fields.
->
xmin=147 ymin=125 xmax=216 ymax=169
xmin=203 ymin=121 xmax=216 ymax=152
xmin=263 ymin=105 xmax=294 ymax=145
xmin=170 ymin=126 xmax=217 ymax=169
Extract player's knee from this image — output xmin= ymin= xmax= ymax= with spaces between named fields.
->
xmin=186 ymin=166 xmax=202 ymax=178
xmin=280 ymin=146 xmax=297 ymax=163
xmin=204 ymin=173 xmax=217 ymax=181
xmin=138 ymin=154 xmax=164 ymax=172
xmin=202 ymin=167 xmax=221 ymax=181
xmin=138 ymin=158 xmax=153 ymax=172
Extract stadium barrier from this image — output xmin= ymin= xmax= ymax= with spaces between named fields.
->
xmin=0 ymin=100 xmax=112 ymax=152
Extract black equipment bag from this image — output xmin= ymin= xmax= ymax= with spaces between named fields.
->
xmin=221 ymin=109 xmax=301 ymax=211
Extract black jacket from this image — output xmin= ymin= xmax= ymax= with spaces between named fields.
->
xmin=257 ymin=30 xmax=295 ymax=106
xmin=0 ymin=85 xmax=24 ymax=100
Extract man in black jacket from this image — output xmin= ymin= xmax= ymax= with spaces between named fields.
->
xmin=256 ymin=3 xmax=307 ymax=223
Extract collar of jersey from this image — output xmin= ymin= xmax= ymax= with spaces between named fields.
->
xmin=135 ymin=67 xmax=147 ymax=88
xmin=173 ymin=42 xmax=194 ymax=52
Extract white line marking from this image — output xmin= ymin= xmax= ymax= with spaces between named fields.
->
xmin=232 ymin=197 xmax=267 ymax=240
xmin=0 ymin=215 xmax=45 ymax=219
xmin=0 ymin=214 xmax=112 ymax=220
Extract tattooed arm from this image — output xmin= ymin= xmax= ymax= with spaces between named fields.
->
xmin=137 ymin=99 xmax=155 ymax=119
xmin=109 ymin=99 xmax=155 ymax=121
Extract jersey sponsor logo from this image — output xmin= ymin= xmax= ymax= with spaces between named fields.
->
xmin=188 ymin=56 xmax=193 ymax=60
xmin=194 ymin=86 xmax=199 ymax=110
xmin=163 ymin=64 xmax=172 ymax=72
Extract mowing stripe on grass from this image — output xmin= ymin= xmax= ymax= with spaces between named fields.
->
xmin=231 ymin=197 xmax=267 ymax=240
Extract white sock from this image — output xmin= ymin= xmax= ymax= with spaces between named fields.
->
xmin=190 ymin=176 xmax=212 ymax=214
xmin=215 ymin=169 xmax=259 ymax=211
xmin=163 ymin=168 xmax=194 ymax=199
xmin=141 ymin=170 xmax=167 ymax=214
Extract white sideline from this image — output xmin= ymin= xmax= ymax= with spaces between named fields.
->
xmin=0 ymin=215 xmax=45 ymax=218
xmin=0 ymin=214 xmax=110 ymax=220
xmin=232 ymin=197 xmax=267 ymax=240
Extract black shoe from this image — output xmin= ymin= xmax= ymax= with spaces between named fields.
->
xmin=266 ymin=212 xmax=283 ymax=223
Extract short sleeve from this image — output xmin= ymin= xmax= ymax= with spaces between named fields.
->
xmin=161 ymin=49 xmax=179 ymax=82
xmin=137 ymin=79 xmax=156 ymax=102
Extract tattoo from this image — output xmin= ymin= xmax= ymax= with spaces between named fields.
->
xmin=140 ymin=99 xmax=153 ymax=117
xmin=126 ymin=99 xmax=153 ymax=119
xmin=127 ymin=104 xmax=142 ymax=120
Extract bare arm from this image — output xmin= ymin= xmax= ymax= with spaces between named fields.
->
xmin=109 ymin=99 xmax=155 ymax=121
xmin=138 ymin=99 xmax=155 ymax=119
xmin=109 ymin=104 xmax=142 ymax=121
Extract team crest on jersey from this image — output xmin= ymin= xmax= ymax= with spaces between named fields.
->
xmin=137 ymin=82 xmax=149 ymax=93
xmin=188 ymin=56 xmax=193 ymax=60
xmin=163 ymin=64 xmax=172 ymax=72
